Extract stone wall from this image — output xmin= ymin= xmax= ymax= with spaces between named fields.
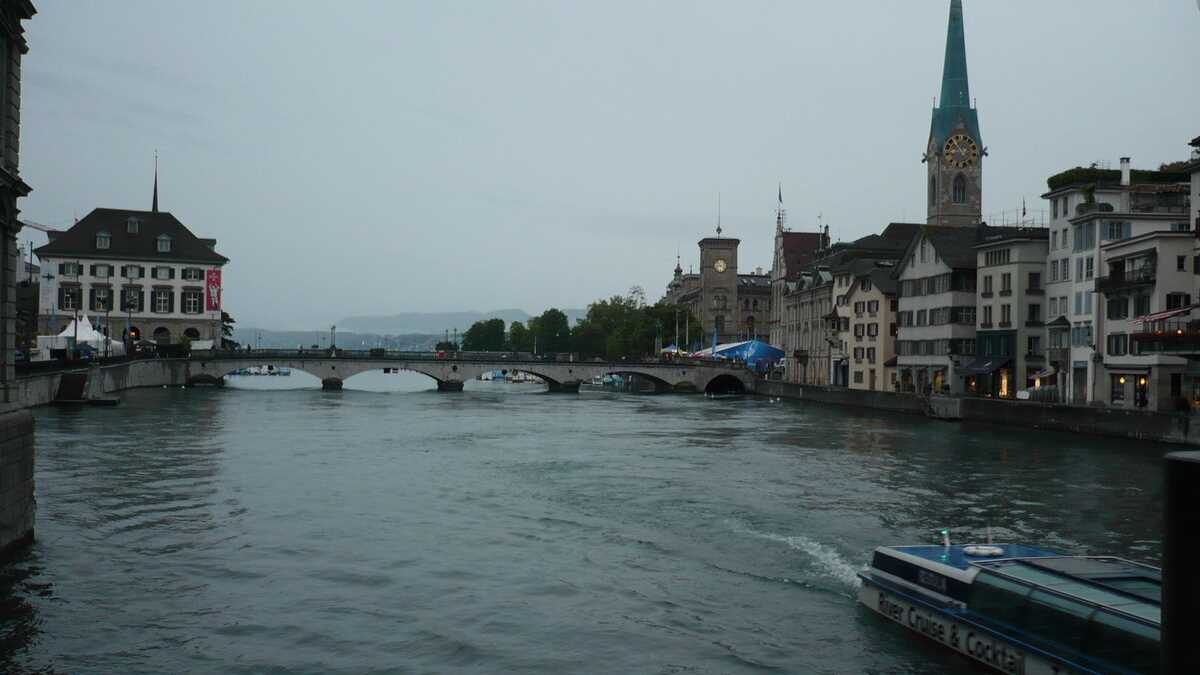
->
xmin=0 ymin=409 xmax=34 ymax=556
xmin=755 ymin=380 xmax=927 ymax=415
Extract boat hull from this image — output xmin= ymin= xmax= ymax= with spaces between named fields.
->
xmin=857 ymin=579 xmax=1084 ymax=675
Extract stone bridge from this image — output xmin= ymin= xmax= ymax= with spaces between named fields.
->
xmin=183 ymin=350 xmax=756 ymax=394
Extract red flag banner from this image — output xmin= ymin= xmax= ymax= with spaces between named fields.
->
xmin=205 ymin=269 xmax=223 ymax=311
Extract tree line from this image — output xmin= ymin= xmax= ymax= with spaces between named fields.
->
xmin=451 ymin=287 xmax=701 ymax=360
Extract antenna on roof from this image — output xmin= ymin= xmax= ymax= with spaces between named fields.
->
xmin=152 ymin=149 xmax=159 ymax=213
xmin=716 ymin=192 xmax=722 ymax=238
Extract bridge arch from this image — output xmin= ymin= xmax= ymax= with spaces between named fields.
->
xmin=703 ymin=373 xmax=747 ymax=396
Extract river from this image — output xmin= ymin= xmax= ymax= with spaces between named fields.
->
xmin=0 ymin=372 xmax=1168 ymax=674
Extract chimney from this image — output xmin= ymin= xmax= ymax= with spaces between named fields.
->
xmin=1120 ymin=157 xmax=1131 ymax=187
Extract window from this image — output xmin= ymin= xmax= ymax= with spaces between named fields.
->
xmin=1179 ymin=256 xmax=1188 ymax=272
xmin=1028 ymin=272 xmax=1041 ymax=290
xmin=182 ymin=267 xmax=204 ymax=281
xmin=854 ymin=324 xmax=865 ymax=338
xmin=1027 ymin=335 xmax=1041 ymax=355
xmin=1171 ymin=222 xmax=1191 ymax=232
xmin=1001 ymin=304 xmax=1012 ymax=325
xmin=1076 ymin=257 xmax=1084 ymax=280
xmin=983 ymin=275 xmax=993 ymax=294
xmin=1052 ymin=199 xmax=1059 ymax=219
xmin=152 ymin=289 xmax=174 ymax=313
xmin=1111 ymin=375 xmax=1126 ymax=403
xmin=121 ymin=265 xmax=145 ymax=279
xmin=867 ymin=348 xmax=876 ymax=363
xmin=1050 ymin=260 xmax=1059 ymax=283
xmin=984 ymin=249 xmax=1011 ymax=266
xmin=152 ymin=266 xmax=175 ymax=280
xmin=127 ymin=217 xmax=140 ymax=234
xmin=1061 ymin=259 xmax=1070 ymax=281
xmin=120 ymin=287 xmax=143 ymax=313
xmin=1107 ymin=334 xmax=1128 ymax=356
xmin=853 ymin=371 xmax=864 ymax=384
xmin=1084 ymin=292 xmax=1093 ymax=315
xmin=96 ymin=231 xmax=111 ymax=250
xmin=982 ymin=306 xmax=993 ymax=325
xmin=919 ymin=240 xmax=928 ymax=264
xmin=157 ymin=234 xmax=173 ymax=253
xmin=90 ymin=287 xmax=113 ymax=312
xmin=1107 ymin=297 xmax=1128 ymax=320
xmin=1135 ymin=294 xmax=1151 ymax=316
xmin=1051 ymin=231 xmax=1058 ymax=249
xmin=1028 ymin=304 xmax=1042 ymax=323
xmin=853 ymin=347 xmax=864 ymax=361
xmin=1001 ymin=273 xmax=1012 ymax=293
xmin=1167 ymin=293 xmax=1192 ymax=310
xmin=1049 ymin=297 xmax=1058 ymax=316
xmin=90 ymin=264 xmax=113 ymax=279
xmin=58 ymin=286 xmax=82 ymax=310
xmin=854 ymin=301 xmax=865 ymax=315
xmin=867 ymin=323 xmax=879 ymax=337
xmin=1103 ymin=221 xmax=1130 ymax=241
xmin=1085 ymin=257 xmax=1094 ymax=280
xmin=862 ymin=279 xmax=873 ymax=292
xmin=916 ymin=309 xmax=927 ymax=326
xmin=59 ymin=262 xmax=82 ymax=277
xmin=952 ymin=174 xmax=967 ymax=204
xmin=183 ymin=290 xmax=203 ymax=314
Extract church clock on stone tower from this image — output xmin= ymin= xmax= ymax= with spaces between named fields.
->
xmin=925 ymin=0 xmax=984 ymax=227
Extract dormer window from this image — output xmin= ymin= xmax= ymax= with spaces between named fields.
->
xmin=96 ymin=231 xmax=111 ymax=250
xmin=157 ymin=234 xmax=173 ymax=253
xmin=127 ymin=217 xmax=140 ymax=234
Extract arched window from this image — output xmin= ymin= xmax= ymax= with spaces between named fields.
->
xmin=929 ymin=175 xmax=937 ymax=206
xmin=952 ymin=174 xmax=967 ymax=204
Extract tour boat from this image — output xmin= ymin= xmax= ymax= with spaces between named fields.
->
xmin=858 ymin=538 xmax=1160 ymax=674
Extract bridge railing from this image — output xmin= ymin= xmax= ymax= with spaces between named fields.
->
xmin=193 ymin=348 xmax=748 ymax=370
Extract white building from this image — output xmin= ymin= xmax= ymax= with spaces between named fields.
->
xmin=1041 ymin=158 xmax=1192 ymax=404
xmin=35 ymin=208 xmax=228 ymax=346
xmin=970 ymin=228 xmax=1049 ymax=399
xmin=895 ymin=226 xmax=981 ymax=394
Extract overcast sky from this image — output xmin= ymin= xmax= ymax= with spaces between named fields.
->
xmin=16 ymin=1 xmax=1200 ymax=329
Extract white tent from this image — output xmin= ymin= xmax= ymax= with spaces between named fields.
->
xmin=33 ymin=315 xmax=125 ymax=360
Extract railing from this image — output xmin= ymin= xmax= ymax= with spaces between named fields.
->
xmin=1096 ymin=270 xmax=1155 ymax=293
xmin=1131 ymin=319 xmax=1200 ymax=355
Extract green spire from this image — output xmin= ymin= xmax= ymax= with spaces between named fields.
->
xmin=939 ymin=0 xmax=970 ymax=109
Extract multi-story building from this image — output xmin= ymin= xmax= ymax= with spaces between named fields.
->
xmin=1095 ymin=230 xmax=1192 ymax=411
xmin=969 ymin=228 xmax=1049 ymax=398
xmin=35 ymin=206 xmax=228 ymax=345
xmin=1041 ymin=158 xmax=1192 ymax=404
xmin=895 ymin=226 xmax=981 ymax=394
xmin=662 ymin=230 xmax=782 ymax=348
xmin=841 ymin=261 xmax=899 ymax=391
xmin=1 ymin=0 xmax=34 ymax=408
xmin=768 ymin=204 xmax=827 ymax=354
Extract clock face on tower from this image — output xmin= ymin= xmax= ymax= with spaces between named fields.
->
xmin=714 ymin=259 xmax=728 ymax=273
xmin=944 ymin=134 xmax=979 ymax=169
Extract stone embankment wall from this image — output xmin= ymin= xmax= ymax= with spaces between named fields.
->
xmin=17 ymin=359 xmax=189 ymax=408
xmin=0 ymin=409 xmax=35 ymax=556
xmin=757 ymin=380 xmax=1200 ymax=446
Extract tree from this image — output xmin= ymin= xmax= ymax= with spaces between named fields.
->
xmin=220 ymin=311 xmax=237 ymax=349
xmin=533 ymin=308 xmax=571 ymax=353
xmin=508 ymin=321 xmax=532 ymax=352
xmin=461 ymin=318 xmax=507 ymax=351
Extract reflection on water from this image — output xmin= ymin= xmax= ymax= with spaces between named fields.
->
xmin=0 ymin=385 xmax=1168 ymax=674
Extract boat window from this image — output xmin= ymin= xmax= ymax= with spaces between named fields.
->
xmin=968 ymin=573 xmax=1031 ymax=630
xmin=1084 ymin=608 xmax=1160 ymax=673
xmin=1024 ymin=589 xmax=1093 ymax=653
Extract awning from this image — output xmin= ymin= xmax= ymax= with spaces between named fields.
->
xmin=958 ymin=357 xmax=1012 ymax=376
xmin=1045 ymin=315 xmax=1070 ymax=328
xmin=1032 ymin=367 xmax=1056 ymax=380
xmin=1137 ymin=304 xmax=1199 ymax=324
xmin=883 ymin=356 xmax=898 ymax=367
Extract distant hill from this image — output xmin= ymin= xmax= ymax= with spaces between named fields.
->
xmin=230 ymin=328 xmax=438 ymax=351
xmin=336 ymin=309 xmax=586 ymax=335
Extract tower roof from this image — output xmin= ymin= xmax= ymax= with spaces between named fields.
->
xmin=930 ymin=0 xmax=982 ymax=151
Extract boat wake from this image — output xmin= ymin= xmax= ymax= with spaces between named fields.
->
xmin=731 ymin=521 xmax=862 ymax=589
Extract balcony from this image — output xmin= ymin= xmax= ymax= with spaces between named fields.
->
xmin=1132 ymin=319 xmax=1200 ymax=355
xmin=1047 ymin=347 xmax=1070 ymax=364
xmin=980 ymin=322 xmax=994 ymax=329
xmin=1026 ymin=287 xmax=1045 ymax=296
xmin=980 ymin=291 xmax=994 ymax=299
xmin=999 ymin=289 xmax=1013 ymax=297
xmin=999 ymin=321 xmax=1013 ymax=328
xmin=1096 ymin=270 xmax=1156 ymax=294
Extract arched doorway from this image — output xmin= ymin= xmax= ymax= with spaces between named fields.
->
xmin=126 ymin=325 xmax=141 ymax=341
xmin=184 ymin=327 xmax=201 ymax=339
xmin=153 ymin=326 xmax=171 ymax=344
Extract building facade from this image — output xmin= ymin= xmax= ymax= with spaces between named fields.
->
xmin=925 ymin=0 xmax=983 ymax=228
xmin=1 ymin=0 xmax=33 ymax=407
xmin=1041 ymin=159 xmax=1192 ymax=405
xmin=896 ymin=226 xmax=982 ymax=394
xmin=35 ymin=208 xmax=228 ymax=346
xmin=970 ymin=229 xmax=1049 ymax=398
xmin=842 ymin=263 xmax=899 ymax=391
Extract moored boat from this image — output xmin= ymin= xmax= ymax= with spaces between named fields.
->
xmin=858 ymin=539 xmax=1159 ymax=674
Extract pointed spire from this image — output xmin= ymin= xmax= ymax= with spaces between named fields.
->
xmin=939 ymin=0 xmax=971 ymax=110
xmin=152 ymin=150 xmax=159 ymax=213
xmin=716 ymin=192 xmax=722 ymax=238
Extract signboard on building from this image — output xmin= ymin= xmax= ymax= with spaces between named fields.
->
xmin=206 ymin=269 xmax=222 ymax=311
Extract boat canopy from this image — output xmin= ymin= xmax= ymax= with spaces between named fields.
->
xmin=690 ymin=340 xmax=784 ymax=371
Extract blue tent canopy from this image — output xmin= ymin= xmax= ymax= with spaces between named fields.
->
xmin=690 ymin=340 xmax=784 ymax=372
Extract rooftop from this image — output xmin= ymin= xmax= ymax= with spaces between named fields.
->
xmin=35 ymin=208 xmax=228 ymax=265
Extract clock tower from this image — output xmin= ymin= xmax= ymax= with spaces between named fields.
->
xmin=925 ymin=0 xmax=984 ymax=227
xmin=698 ymin=234 xmax=738 ymax=345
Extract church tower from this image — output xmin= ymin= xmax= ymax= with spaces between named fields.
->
xmin=925 ymin=0 xmax=984 ymax=227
